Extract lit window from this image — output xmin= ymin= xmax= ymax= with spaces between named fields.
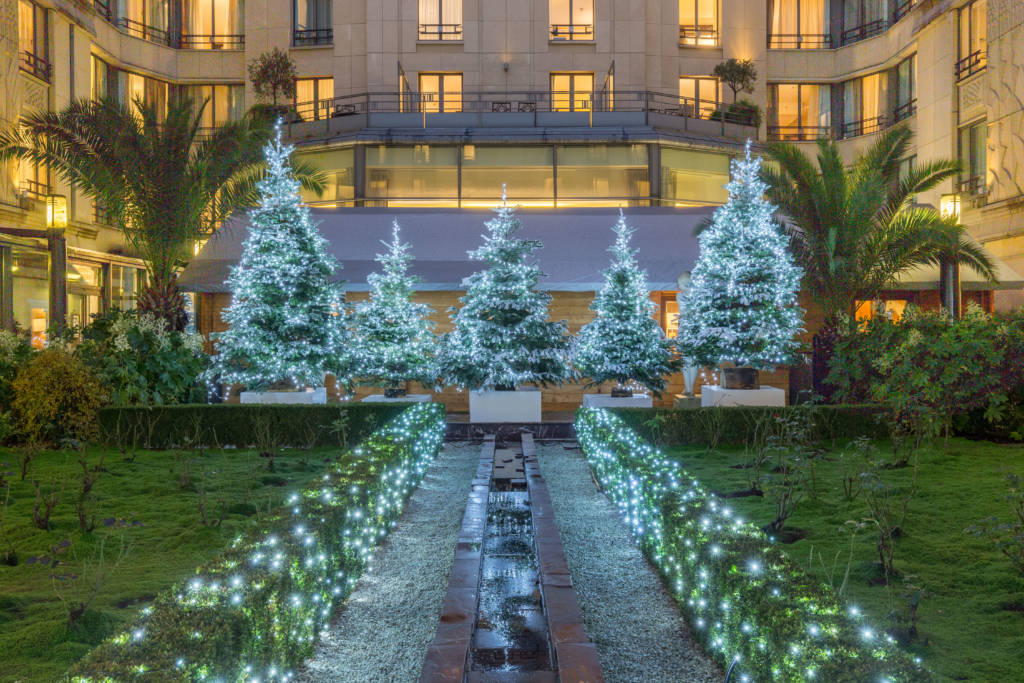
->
xmin=293 ymin=0 xmax=331 ymax=46
xmin=842 ymin=72 xmax=886 ymax=138
xmin=768 ymin=0 xmax=830 ymax=48
xmin=181 ymin=0 xmax=245 ymax=49
xmin=956 ymin=0 xmax=986 ymax=80
xmin=768 ymin=83 xmax=831 ymax=140
xmin=958 ymin=121 xmax=986 ymax=195
xmin=182 ymin=83 xmax=245 ymax=127
xmin=294 ymin=77 xmax=334 ymax=121
xmin=679 ymin=76 xmax=719 ymax=119
xmin=18 ymin=0 xmax=49 ymax=81
xmin=855 ymin=299 xmax=907 ymax=322
xmin=116 ymin=0 xmax=170 ymax=45
xmin=550 ymin=72 xmax=594 ymax=112
xmin=365 ymin=145 xmax=459 ymax=207
xmin=419 ymin=0 xmax=462 ymax=40
xmin=550 ymin=0 xmax=593 ymax=41
xmin=679 ymin=0 xmax=718 ymax=46
xmin=418 ymin=73 xmax=462 ymax=113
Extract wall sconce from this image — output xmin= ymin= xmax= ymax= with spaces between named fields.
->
xmin=45 ymin=194 xmax=68 ymax=229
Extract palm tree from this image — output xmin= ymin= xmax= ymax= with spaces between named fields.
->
xmin=762 ymin=125 xmax=996 ymax=396
xmin=0 ymin=96 xmax=323 ymax=330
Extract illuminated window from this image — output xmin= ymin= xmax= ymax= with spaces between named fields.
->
xmin=365 ymin=145 xmax=459 ymax=206
xmin=294 ymin=0 xmax=331 ymax=45
xmin=67 ymin=261 xmax=103 ymax=330
xmin=111 ymin=264 xmax=147 ymax=312
xmin=418 ymin=73 xmax=462 ymax=113
xmin=294 ymin=77 xmax=334 ymax=121
xmin=297 ymin=148 xmax=356 ymax=206
xmin=123 ymin=72 xmax=169 ymax=118
xmin=550 ymin=0 xmax=593 ymax=40
xmin=679 ymin=0 xmax=717 ymax=46
xmin=462 ymin=146 xmax=554 ymax=206
xmin=855 ymin=299 xmax=907 ymax=322
xmin=660 ymin=146 xmax=730 ymax=206
xmin=841 ymin=0 xmax=886 ymax=46
xmin=181 ymin=0 xmax=245 ymax=48
xmin=658 ymin=293 xmax=680 ymax=338
xmin=679 ymin=76 xmax=719 ymax=119
xmin=550 ymin=72 xmax=594 ymax=112
xmin=768 ymin=83 xmax=831 ymax=140
xmin=419 ymin=0 xmax=462 ymax=40
xmin=18 ymin=0 xmax=49 ymax=81
xmin=11 ymin=246 xmax=49 ymax=347
xmin=117 ymin=0 xmax=170 ymax=45
xmin=768 ymin=0 xmax=830 ymax=48
xmin=556 ymin=145 xmax=649 ymax=205
xmin=956 ymin=0 xmax=985 ymax=80
xmin=842 ymin=72 xmax=886 ymax=138
xmin=893 ymin=54 xmax=916 ymax=121
xmin=181 ymin=84 xmax=245 ymax=127
xmin=958 ymin=120 xmax=986 ymax=195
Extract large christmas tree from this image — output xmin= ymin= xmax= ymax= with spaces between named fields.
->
xmin=211 ymin=121 xmax=349 ymax=391
xmin=352 ymin=221 xmax=437 ymax=393
xmin=677 ymin=141 xmax=803 ymax=369
xmin=441 ymin=197 xmax=569 ymax=390
xmin=573 ymin=212 xmax=676 ymax=395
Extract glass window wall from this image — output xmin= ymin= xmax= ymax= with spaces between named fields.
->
xmin=67 ymin=260 xmax=103 ymax=330
xmin=365 ymin=145 xmax=459 ymax=206
xmin=661 ymin=147 xmax=730 ymax=205
xmin=556 ymin=145 xmax=649 ymax=205
xmin=111 ymin=264 xmax=146 ymax=312
xmin=297 ymin=148 xmax=356 ymax=206
xmin=461 ymin=146 xmax=554 ymax=206
xmin=11 ymin=246 xmax=49 ymax=348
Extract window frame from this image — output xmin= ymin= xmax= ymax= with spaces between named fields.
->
xmin=550 ymin=72 xmax=595 ymax=112
xmin=956 ymin=0 xmax=986 ymax=81
xmin=418 ymin=0 xmax=463 ymax=41
xmin=679 ymin=0 xmax=719 ymax=47
xmin=549 ymin=0 xmax=595 ymax=41
xmin=180 ymin=0 xmax=246 ymax=49
xmin=293 ymin=0 xmax=333 ymax=46
xmin=417 ymin=72 xmax=463 ymax=113
xmin=893 ymin=53 xmax=916 ymax=122
xmin=294 ymin=76 xmax=335 ymax=120
xmin=768 ymin=83 xmax=832 ymax=140
xmin=18 ymin=0 xmax=50 ymax=82
xmin=958 ymin=120 xmax=987 ymax=195
xmin=678 ymin=76 xmax=720 ymax=119
xmin=767 ymin=0 xmax=832 ymax=48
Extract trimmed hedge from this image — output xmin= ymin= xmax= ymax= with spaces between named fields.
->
xmin=610 ymin=404 xmax=888 ymax=447
xmin=575 ymin=407 xmax=929 ymax=682
xmin=97 ymin=403 xmax=411 ymax=449
xmin=69 ymin=402 xmax=446 ymax=681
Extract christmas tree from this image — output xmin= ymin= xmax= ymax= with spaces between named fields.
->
xmin=210 ymin=121 xmax=349 ymax=391
xmin=352 ymin=221 xmax=437 ymax=394
xmin=677 ymin=141 xmax=803 ymax=369
xmin=441 ymin=194 xmax=569 ymax=390
xmin=573 ymin=211 xmax=676 ymax=395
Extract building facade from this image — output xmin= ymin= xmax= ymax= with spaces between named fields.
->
xmin=1 ymin=0 xmax=1022 ymax=374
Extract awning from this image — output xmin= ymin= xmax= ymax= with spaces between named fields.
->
xmin=179 ymin=207 xmax=713 ymax=293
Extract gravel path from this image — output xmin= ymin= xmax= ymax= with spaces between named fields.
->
xmin=296 ymin=442 xmax=478 ymax=683
xmin=537 ymin=444 xmax=721 ymax=683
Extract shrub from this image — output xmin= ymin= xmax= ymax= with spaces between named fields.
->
xmin=69 ymin=402 xmax=446 ymax=681
xmin=575 ymin=407 xmax=928 ymax=681
xmin=75 ymin=310 xmax=208 ymax=406
xmin=12 ymin=349 xmax=107 ymax=444
xmin=0 ymin=329 xmax=33 ymax=413
xmin=97 ymin=403 xmax=410 ymax=449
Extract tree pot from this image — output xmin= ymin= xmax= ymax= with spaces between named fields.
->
xmin=722 ymin=367 xmax=760 ymax=390
xmin=384 ymin=387 xmax=408 ymax=398
xmin=610 ymin=385 xmax=632 ymax=398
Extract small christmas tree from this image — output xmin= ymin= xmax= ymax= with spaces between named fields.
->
xmin=352 ymin=221 xmax=437 ymax=395
xmin=211 ymin=121 xmax=349 ymax=391
xmin=441 ymin=194 xmax=569 ymax=390
xmin=677 ymin=141 xmax=803 ymax=369
xmin=573 ymin=211 xmax=676 ymax=396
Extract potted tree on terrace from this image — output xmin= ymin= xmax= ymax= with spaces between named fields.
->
xmin=573 ymin=211 xmax=676 ymax=408
xmin=352 ymin=221 xmax=438 ymax=402
xmin=440 ymin=195 xmax=570 ymax=422
xmin=677 ymin=141 xmax=803 ymax=407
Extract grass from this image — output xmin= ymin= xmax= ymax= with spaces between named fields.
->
xmin=0 ymin=443 xmax=345 ymax=682
xmin=668 ymin=437 xmax=1024 ymax=682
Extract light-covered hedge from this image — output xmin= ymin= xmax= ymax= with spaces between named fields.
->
xmin=69 ymin=402 xmax=446 ymax=681
xmin=575 ymin=407 xmax=930 ymax=682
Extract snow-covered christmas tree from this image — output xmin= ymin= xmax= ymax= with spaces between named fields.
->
xmin=352 ymin=221 xmax=437 ymax=395
xmin=677 ymin=141 xmax=803 ymax=370
xmin=573 ymin=211 xmax=676 ymax=396
xmin=441 ymin=194 xmax=569 ymax=390
xmin=210 ymin=121 xmax=349 ymax=391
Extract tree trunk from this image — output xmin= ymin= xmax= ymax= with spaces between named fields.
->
xmin=811 ymin=322 xmax=839 ymax=402
xmin=138 ymin=274 xmax=189 ymax=332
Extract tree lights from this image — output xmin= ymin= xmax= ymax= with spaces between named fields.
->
xmin=573 ymin=211 xmax=676 ymax=396
xmin=574 ymin=407 xmax=928 ymax=682
xmin=69 ymin=403 xmax=445 ymax=681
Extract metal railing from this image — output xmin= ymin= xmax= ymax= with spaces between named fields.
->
xmin=20 ymin=179 xmax=50 ymax=200
xmin=892 ymin=0 xmax=917 ymax=22
xmin=841 ymin=115 xmax=888 ymax=138
xmin=767 ymin=33 xmax=832 ymax=48
xmin=93 ymin=204 xmax=113 ymax=226
xmin=549 ymin=23 xmax=593 ymax=40
xmin=19 ymin=51 xmax=51 ymax=83
xmin=117 ymin=17 xmax=171 ymax=46
xmin=418 ymin=23 xmax=463 ymax=40
xmin=841 ymin=18 xmax=887 ymax=45
xmin=767 ymin=125 xmax=832 ymax=141
xmin=893 ymin=99 xmax=917 ymax=122
xmin=959 ymin=175 xmax=985 ymax=196
xmin=956 ymin=49 xmax=986 ymax=81
xmin=179 ymin=34 xmax=245 ymax=49
xmin=679 ymin=26 xmax=718 ymax=46
xmin=293 ymin=28 xmax=333 ymax=46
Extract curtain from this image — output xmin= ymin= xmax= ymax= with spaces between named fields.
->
xmin=817 ymin=84 xmax=831 ymax=128
xmin=442 ymin=0 xmax=460 ymax=24
xmin=147 ymin=0 xmax=168 ymax=31
xmin=770 ymin=0 xmax=798 ymax=38
xmin=799 ymin=0 xmax=825 ymax=36
xmin=419 ymin=0 xmax=439 ymax=25
xmin=844 ymin=79 xmax=860 ymax=126
xmin=862 ymin=73 xmax=883 ymax=120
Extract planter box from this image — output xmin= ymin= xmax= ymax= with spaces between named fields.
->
xmin=701 ymin=385 xmax=785 ymax=408
xmin=582 ymin=394 xmax=653 ymax=409
xmin=470 ymin=388 xmax=542 ymax=423
xmin=362 ymin=394 xmax=432 ymax=403
xmin=673 ymin=394 xmax=702 ymax=410
xmin=239 ymin=387 xmax=328 ymax=405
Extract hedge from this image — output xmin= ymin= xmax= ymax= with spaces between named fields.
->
xmin=97 ymin=403 xmax=411 ymax=450
xmin=575 ymin=407 xmax=929 ymax=682
xmin=69 ymin=402 xmax=446 ymax=681
xmin=610 ymin=404 xmax=889 ymax=447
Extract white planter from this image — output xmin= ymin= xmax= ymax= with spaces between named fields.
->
xmin=582 ymin=394 xmax=653 ymax=409
xmin=701 ymin=385 xmax=785 ymax=408
xmin=362 ymin=393 xmax=432 ymax=403
xmin=239 ymin=387 xmax=328 ymax=405
xmin=469 ymin=388 xmax=542 ymax=423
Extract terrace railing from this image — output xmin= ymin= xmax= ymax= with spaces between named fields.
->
xmin=179 ymin=34 xmax=245 ymax=49
xmin=418 ymin=23 xmax=463 ymax=40
xmin=892 ymin=0 xmax=917 ymax=22
xmin=893 ymin=99 xmax=917 ymax=122
xmin=841 ymin=115 xmax=888 ymax=139
xmin=767 ymin=33 xmax=832 ymax=48
xmin=117 ymin=17 xmax=172 ymax=46
xmin=956 ymin=50 xmax=986 ymax=81
xmin=20 ymin=179 xmax=50 ymax=201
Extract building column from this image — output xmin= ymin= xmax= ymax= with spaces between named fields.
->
xmin=0 ymin=245 xmax=12 ymax=332
xmin=47 ymin=229 xmax=67 ymax=335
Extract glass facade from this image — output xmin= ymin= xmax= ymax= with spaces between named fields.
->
xmin=661 ymin=146 xmax=730 ymax=206
xmin=11 ymin=246 xmax=49 ymax=348
xmin=366 ymin=144 xmax=459 ymax=206
xmin=461 ymin=145 xmax=554 ymax=205
xmin=67 ymin=260 xmax=103 ymax=329
xmin=299 ymin=148 xmax=356 ymax=206
xmin=556 ymin=145 xmax=649 ymax=205
xmin=111 ymin=264 xmax=146 ymax=311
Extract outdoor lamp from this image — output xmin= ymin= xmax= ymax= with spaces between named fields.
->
xmin=45 ymin=194 xmax=68 ymax=229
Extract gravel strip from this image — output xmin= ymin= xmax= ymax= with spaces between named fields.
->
xmin=296 ymin=442 xmax=478 ymax=682
xmin=537 ymin=444 xmax=721 ymax=683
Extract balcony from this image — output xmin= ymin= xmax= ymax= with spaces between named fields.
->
xmin=19 ymin=51 xmax=51 ymax=83
xmin=841 ymin=115 xmax=888 ymax=139
xmin=892 ymin=0 xmax=917 ymax=22
xmin=840 ymin=19 xmax=887 ymax=46
xmin=893 ymin=99 xmax=917 ymax=123
xmin=549 ymin=24 xmax=593 ymax=41
xmin=679 ymin=26 xmax=718 ymax=47
xmin=956 ymin=50 xmax=986 ymax=82
xmin=93 ymin=0 xmax=112 ymax=21
xmin=418 ymin=23 xmax=463 ymax=41
xmin=20 ymin=179 xmax=51 ymax=201
xmin=767 ymin=33 xmax=832 ymax=49
xmin=179 ymin=34 xmax=245 ymax=49
xmin=293 ymin=28 xmax=332 ymax=46
xmin=959 ymin=175 xmax=986 ymax=197
xmin=117 ymin=17 xmax=171 ymax=46
xmin=767 ymin=125 xmax=832 ymax=141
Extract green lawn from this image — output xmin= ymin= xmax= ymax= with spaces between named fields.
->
xmin=0 ymin=444 xmax=343 ymax=682
xmin=669 ymin=437 xmax=1024 ymax=682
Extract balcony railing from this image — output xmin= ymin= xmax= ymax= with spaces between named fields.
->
xmin=550 ymin=24 xmax=593 ymax=40
xmin=179 ymin=34 xmax=245 ymax=49
xmin=893 ymin=99 xmax=917 ymax=122
xmin=840 ymin=18 xmax=887 ymax=46
xmin=679 ymin=26 xmax=718 ymax=46
xmin=767 ymin=125 xmax=832 ymax=141
xmin=767 ymin=33 xmax=832 ymax=49
xmin=892 ymin=0 xmax=917 ymax=22
xmin=19 ymin=51 xmax=51 ymax=83
xmin=959 ymin=175 xmax=986 ymax=196
xmin=93 ymin=0 xmax=113 ymax=22
xmin=841 ymin=115 xmax=888 ymax=138
xmin=956 ymin=49 xmax=986 ymax=81
xmin=117 ymin=17 xmax=171 ymax=46
xmin=418 ymin=23 xmax=463 ymax=40
xmin=93 ymin=204 xmax=113 ymax=226
xmin=20 ymin=179 xmax=50 ymax=200
xmin=293 ymin=28 xmax=333 ymax=46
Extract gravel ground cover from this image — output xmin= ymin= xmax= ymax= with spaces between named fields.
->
xmin=296 ymin=442 xmax=478 ymax=682
xmin=537 ymin=443 xmax=721 ymax=683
